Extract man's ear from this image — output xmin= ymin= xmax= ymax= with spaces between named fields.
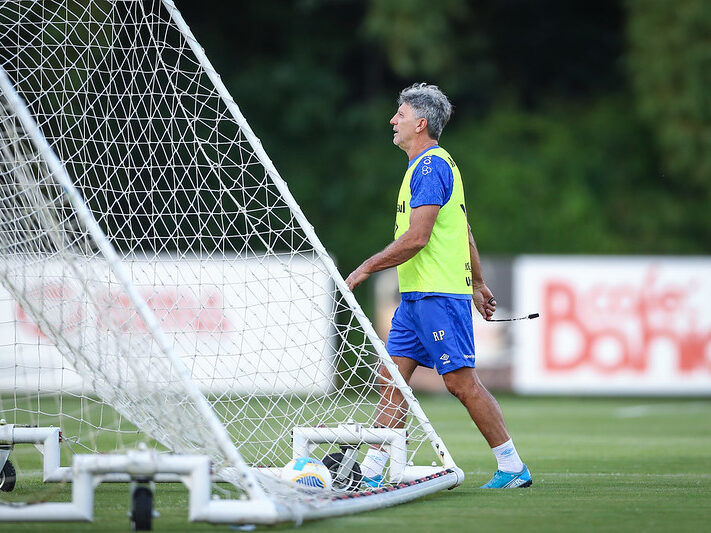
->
xmin=416 ymin=117 xmax=428 ymax=134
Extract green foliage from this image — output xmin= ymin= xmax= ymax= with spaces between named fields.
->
xmin=446 ymin=96 xmax=700 ymax=254
xmin=364 ymin=0 xmax=469 ymax=77
xmin=627 ymin=0 xmax=711 ymax=192
xmin=170 ymin=1 xmax=711 ymax=261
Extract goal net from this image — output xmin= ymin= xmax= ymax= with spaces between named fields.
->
xmin=0 ymin=0 xmax=461 ymax=523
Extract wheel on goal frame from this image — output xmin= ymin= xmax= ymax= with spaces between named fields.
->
xmin=0 ymin=459 xmax=16 ymax=492
xmin=130 ymin=485 xmax=153 ymax=531
xmin=322 ymin=447 xmax=363 ymax=492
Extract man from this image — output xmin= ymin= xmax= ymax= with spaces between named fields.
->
xmin=345 ymin=83 xmax=531 ymax=489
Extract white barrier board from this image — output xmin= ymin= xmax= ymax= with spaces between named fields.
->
xmin=513 ymin=256 xmax=711 ymax=395
xmin=0 ymin=256 xmax=335 ymax=395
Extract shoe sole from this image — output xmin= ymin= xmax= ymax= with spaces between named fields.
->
xmin=503 ymin=477 xmax=533 ymax=488
xmin=480 ymin=479 xmax=533 ymax=489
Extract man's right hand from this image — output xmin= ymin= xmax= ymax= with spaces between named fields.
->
xmin=345 ymin=266 xmax=370 ymax=291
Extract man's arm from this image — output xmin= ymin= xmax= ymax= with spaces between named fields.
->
xmin=468 ymin=223 xmax=497 ymax=320
xmin=345 ymin=205 xmax=439 ymax=290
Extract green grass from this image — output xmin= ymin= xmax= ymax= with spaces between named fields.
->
xmin=4 ymin=395 xmax=711 ymax=532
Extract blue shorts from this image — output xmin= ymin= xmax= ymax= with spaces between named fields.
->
xmin=386 ymin=296 xmax=476 ymax=375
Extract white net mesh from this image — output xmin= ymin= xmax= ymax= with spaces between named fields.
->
xmin=0 ymin=0 xmax=453 ymax=513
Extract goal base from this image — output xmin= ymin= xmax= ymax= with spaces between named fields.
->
xmin=0 ymin=446 xmax=283 ymax=524
xmin=0 ymin=440 xmax=464 ymax=525
xmin=292 ymin=423 xmax=459 ymax=484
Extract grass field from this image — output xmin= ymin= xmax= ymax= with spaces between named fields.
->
xmin=4 ymin=394 xmax=710 ymax=532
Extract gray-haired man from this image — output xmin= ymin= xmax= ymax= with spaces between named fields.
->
xmin=346 ymin=83 xmax=531 ymax=489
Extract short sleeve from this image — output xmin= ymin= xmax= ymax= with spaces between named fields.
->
xmin=409 ymin=154 xmax=454 ymax=208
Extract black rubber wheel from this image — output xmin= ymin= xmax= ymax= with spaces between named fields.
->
xmin=0 ymin=460 xmax=16 ymax=492
xmin=130 ymin=486 xmax=153 ymax=531
xmin=322 ymin=452 xmax=363 ymax=492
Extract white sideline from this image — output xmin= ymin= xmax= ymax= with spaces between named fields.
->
xmin=614 ymin=402 xmax=711 ymax=418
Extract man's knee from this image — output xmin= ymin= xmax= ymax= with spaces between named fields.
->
xmin=377 ymin=365 xmax=402 ymax=404
xmin=377 ymin=364 xmax=393 ymax=386
xmin=443 ymin=368 xmax=483 ymax=403
xmin=444 ymin=379 xmax=471 ymax=403
xmin=378 ymin=357 xmax=418 ymax=388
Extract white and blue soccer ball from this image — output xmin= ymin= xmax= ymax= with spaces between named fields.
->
xmin=280 ymin=457 xmax=332 ymax=490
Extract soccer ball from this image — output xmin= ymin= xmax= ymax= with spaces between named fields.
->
xmin=280 ymin=457 xmax=333 ymax=490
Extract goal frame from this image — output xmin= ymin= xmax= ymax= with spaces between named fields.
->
xmin=0 ymin=0 xmax=464 ymax=526
xmin=161 ymin=0 xmax=458 ymax=471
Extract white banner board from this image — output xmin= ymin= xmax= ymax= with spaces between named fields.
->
xmin=513 ymin=256 xmax=711 ymax=395
xmin=0 ymin=256 xmax=335 ymax=395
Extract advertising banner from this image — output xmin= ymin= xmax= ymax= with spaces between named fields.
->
xmin=513 ymin=256 xmax=711 ymax=395
xmin=0 ymin=256 xmax=335 ymax=394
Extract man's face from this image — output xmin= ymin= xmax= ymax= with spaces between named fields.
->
xmin=390 ymin=103 xmax=423 ymax=150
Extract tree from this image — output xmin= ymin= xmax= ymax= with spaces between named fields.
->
xmin=627 ymin=0 xmax=711 ymax=192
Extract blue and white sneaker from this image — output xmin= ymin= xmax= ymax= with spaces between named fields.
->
xmin=361 ymin=474 xmax=383 ymax=488
xmin=480 ymin=464 xmax=532 ymax=488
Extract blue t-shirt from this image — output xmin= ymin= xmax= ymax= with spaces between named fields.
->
xmin=402 ymin=146 xmax=470 ymax=302
xmin=408 ymin=146 xmax=454 ymax=209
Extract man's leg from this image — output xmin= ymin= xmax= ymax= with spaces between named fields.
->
xmin=442 ymin=366 xmax=531 ymax=488
xmin=441 ymin=366 xmax=509 ymax=446
xmin=361 ymin=356 xmax=420 ymax=486
xmin=373 ymin=356 xmax=420 ymax=429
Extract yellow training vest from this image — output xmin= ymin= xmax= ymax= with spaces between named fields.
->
xmin=394 ymin=147 xmax=472 ymax=294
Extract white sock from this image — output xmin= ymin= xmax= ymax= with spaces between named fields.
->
xmin=361 ymin=448 xmax=389 ymax=478
xmin=492 ymin=439 xmax=524 ymax=473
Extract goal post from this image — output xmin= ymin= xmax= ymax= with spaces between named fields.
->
xmin=0 ymin=60 xmax=268 ymax=502
xmin=0 ymin=0 xmax=463 ymax=525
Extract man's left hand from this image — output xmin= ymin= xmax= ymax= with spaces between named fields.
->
xmin=473 ymin=283 xmax=496 ymax=320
